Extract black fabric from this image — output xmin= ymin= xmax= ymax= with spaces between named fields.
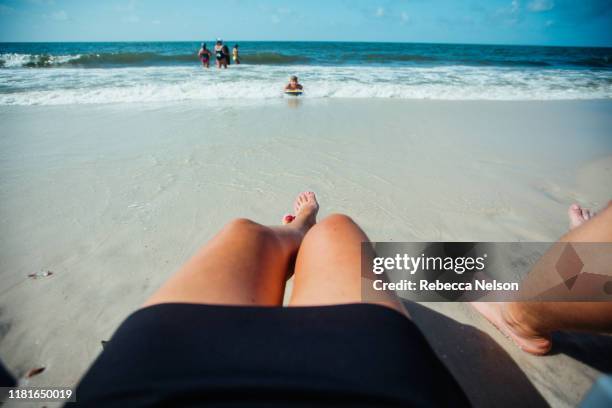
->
xmin=0 ymin=359 xmax=16 ymax=403
xmin=0 ymin=359 xmax=16 ymax=387
xmin=72 ymin=303 xmax=470 ymax=407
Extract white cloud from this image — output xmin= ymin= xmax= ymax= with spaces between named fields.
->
xmin=371 ymin=7 xmax=409 ymax=24
xmin=151 ymin=19 xmax=161 ymax=25
xmin=492 ymin=0 xmax=522 ymax=26
xmin=528 ymin=0 xmax=554 ymax=12
xmin=495 ymin=0 xmax=520 ymax=17
xmin=48 ymin=10 xmax=67 ymax=20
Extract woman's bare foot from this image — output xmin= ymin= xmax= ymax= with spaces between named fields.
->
xmin=282 ymin=192 xmax=319 ymax=233
xmin=568 ymin=203 xmax=594 ymax=230
xmin=472 ymin=302 xmax=552 ymax=355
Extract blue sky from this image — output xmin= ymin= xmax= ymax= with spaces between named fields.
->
xmin=0 ymin=0 xmax=611 ymax=46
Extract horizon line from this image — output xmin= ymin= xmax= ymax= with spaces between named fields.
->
xmin=1 ymin=39 xmax=611 ymax=49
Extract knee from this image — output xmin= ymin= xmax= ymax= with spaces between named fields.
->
xmin=224 ymin=218 xmax=274 ymax=241
xmin=225 ymin=217 xmax=259 ymax=231
xmin=311 ymin=213 xmax=358 ymax=236
xmin=322 ymin=213 xmax=356 ymax=227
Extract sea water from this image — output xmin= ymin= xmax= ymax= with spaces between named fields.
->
xmin=1 ymin=41 xmax=610 ymax=105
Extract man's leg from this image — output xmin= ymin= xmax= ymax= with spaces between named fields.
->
xmin=144 ymin=192 xmax=318 ymax=307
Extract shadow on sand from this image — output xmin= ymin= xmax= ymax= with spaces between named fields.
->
xmin=403 ymin=302 xmax=548 ymax=408
xmin=551 ymin=331 xmax=612 ymax=374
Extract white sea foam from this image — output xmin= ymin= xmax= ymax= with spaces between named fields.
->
xmin=0 ymin=65 xmax=610 ymax=105
xmin=0 ymin=53 xmax=81 ymax=68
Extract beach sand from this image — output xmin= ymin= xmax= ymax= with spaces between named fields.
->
xmin=0 ymin=99 xmax=611 ymax=407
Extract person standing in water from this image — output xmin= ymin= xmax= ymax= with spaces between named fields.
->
xmin=198 ymin=43 xmax=211 ymax=68
xmin=233 ymin=44 xmax=240 ymax=64
xmin=214 ymin=39 xmax=227 ymax=69
xmin=222 ymin=44 xmax=231 ymax=66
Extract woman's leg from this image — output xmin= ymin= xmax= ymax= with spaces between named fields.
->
xmin=144 ymin=192 xmax=319 ymax=307
xmin=288 ymin=214 xmax=407 ymax=315
xmin=473 ymin=201 xmax=612 ymax=355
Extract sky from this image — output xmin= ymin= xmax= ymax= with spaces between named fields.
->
xmin=0 ymin=0 xmax=611 ymax=46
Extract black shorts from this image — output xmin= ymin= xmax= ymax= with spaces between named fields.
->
xmin=72 ymin=303 xmax=469 ymax=407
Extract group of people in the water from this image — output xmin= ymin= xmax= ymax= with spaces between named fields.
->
xmin=198 ymin=39 xmax=239 ymax=69
xmin=197 ymin=40 xmax=304 ymax=94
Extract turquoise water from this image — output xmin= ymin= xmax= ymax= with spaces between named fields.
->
xmin=1 ymin=41 xmax=611 ymax=104
xmin=2 ymin=41 xmax=611 ymax=68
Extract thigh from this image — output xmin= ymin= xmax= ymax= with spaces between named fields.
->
xmin=289 ymin=214 xmax=405 ymax=314
xmin=144 ymin=218 xmax=288 ymax=307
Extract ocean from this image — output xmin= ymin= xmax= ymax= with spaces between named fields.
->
xmin=1 ymin=41 xmax=611 ymax=105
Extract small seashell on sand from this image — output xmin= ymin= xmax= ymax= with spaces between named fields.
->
xmin=27 ymin=271 xmax=54 ymax=279
xmin=25 ymin=367 xmax=45 ymax=378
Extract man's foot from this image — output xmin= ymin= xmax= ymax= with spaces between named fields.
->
xmin=568 ymin=203 xmax=594 ymax=230
xmin=471 ymin=302 xmax=552 ymax=355
xmin=282 ymin=192 xmax=319 ymax=234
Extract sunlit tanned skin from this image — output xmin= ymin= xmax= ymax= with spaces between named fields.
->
xmin=198 ymin=43 xmax=211 ymax=68
xmin=473 ymin=201 xmax=612 ymax=355
xmin=144 ymin=193 xmax=612 ymax=356
xmin=144 ymin=192 xmax=405 ymax=315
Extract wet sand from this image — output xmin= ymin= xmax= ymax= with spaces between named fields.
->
xmin=0 ymin=99 xmax=611 ymax=407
